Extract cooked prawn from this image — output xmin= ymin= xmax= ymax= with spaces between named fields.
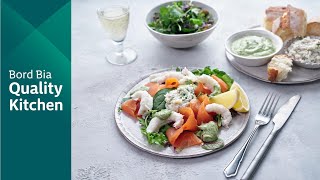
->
xmin=205 ymin=103 xmax=232 ymax=128
xmin=179 ymin=67 xmax=198 ymax=84
xmin=131 ymin=90 xmax=153 ymax=117
xmin=197 ymin=74 xmax=221 ymax=95
xmin=146 ymin=112 xmax=184 ymax=133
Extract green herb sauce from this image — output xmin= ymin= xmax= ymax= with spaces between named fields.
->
xmin=155 ymin=109 xmax=172 ymax=120
xmin=231 ymin=36 xmax=275 ymax=57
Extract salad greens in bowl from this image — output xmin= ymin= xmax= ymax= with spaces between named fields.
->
xmin=148 ymin=1 xmax=214 ymax=34
xmin=146 ymin=1 xmax=219 ymax=48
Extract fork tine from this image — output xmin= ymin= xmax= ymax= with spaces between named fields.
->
xmin=267 ymin=95 xmax=280 ymax=117
xmin=262 ymin=93 xmax=274 ymax=115
xmin=258 ymin=92 xmax=270 ymax=114
xmin=264 ymin=94 xmax=277 ymax=116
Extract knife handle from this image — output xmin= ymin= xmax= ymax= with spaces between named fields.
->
xmin=241 ymin=129 xmax=278 ymax=180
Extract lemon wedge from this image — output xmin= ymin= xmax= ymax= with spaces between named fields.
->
xmin=230 ymin=83 xmax=250 ymax=112
xmin=209 ymin=89 xmax=239 ymax=109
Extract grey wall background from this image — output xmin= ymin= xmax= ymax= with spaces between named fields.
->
xmin=72 ymin=0 xmax=320 ymax=179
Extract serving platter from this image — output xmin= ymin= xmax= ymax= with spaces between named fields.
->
xmin=226 ymin=26 xmax=320 ymax=84
xmin=114 ymin=69 xmax=250 ymax=158
xmin=226 ymin=51 xmax=320 ymax=84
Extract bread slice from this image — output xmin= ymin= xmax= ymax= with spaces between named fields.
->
xmin=264 ymin=6 xmax=288 ymax=31
xmin=267 ymin=55 xmax=293 ymax=82
xmin=307 ymin=17 xmax=320 ymax=36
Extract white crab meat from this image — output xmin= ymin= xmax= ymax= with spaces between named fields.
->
xmin=146 ymin=112 xmax=184 ymax=133
xmin=149 ymin=71 xmax=184 ymax=84
xmin=179 ymin=67 xmax=198 ymax=84
xmin=164 ymin=85 xmax=196 ymax=112
xmin=205 ymin=103 xmax=232 ymax=128
xmin=131 ymin=90 xmax=153 ymax=117
xmin=196 ymin=74 xmax=221 ymax=92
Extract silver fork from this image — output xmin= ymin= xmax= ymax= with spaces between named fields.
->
xmin=223 ymin=93 xmax=280 ymax=178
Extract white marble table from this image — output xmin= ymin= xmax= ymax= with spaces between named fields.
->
xmin=72 ymin=0 xmax=320 ymax=179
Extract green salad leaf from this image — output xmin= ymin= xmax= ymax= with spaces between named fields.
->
xmin=138 ymin=110 xmax=169 ymax=146
xmin=148 ymin=1 xmax=214 ymax=34
xmin=153 ymin=88 xmax=171 ymax=111
xmin=211 ymin=68 xmax=234 ymax=89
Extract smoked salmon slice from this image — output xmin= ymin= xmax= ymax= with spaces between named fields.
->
xmin=198 ymin=94 xmax=208 ymax=103
xmin=165 ymin=77 xmax=179 ymax=89
xmin=121 ymin=99 xmax=139 ymax=118
xmin=166 ymin=128 xmax=202 ymax=149
xmin=173 ymin=131 xmax=202 ymax=149
xmin=179 ymin=107 xmax=198 ymax=132
xmin=197 ymin=95 xmax=213 ymax=125
xmin=194 ymin=83 xmax=211 ymax=96
xmin=166 ymin=107 xmax=198 ymax=147
xmin=145 ymin=82 xmax=160 ymax=96
xmin=211 ymin=75 xmax=228 ymax=92
xmin=189 ymin=99 xmax=201 ymax=117
xmin=166 ymin=127 xmax=184 ymax=146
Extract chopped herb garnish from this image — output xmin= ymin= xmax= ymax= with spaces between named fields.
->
xmin=215 ymin=114 xmax=222 ymax=127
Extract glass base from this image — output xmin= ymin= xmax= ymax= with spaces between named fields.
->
xmin=106 ymin=48 xmax=137 ymax=65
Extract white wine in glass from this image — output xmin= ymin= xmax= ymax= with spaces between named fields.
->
xmin=97 ymin=2 xmax=137 ymax=65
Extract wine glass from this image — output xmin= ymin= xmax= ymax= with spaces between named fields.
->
xmin=97 ymin=1 xmax=137 ymax=65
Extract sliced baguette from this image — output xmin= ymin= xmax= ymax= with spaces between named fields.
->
xmin=307 ymin=17 xmax=320 ymax=36
xmin=267 ymin=55 xmax=293 ymax=82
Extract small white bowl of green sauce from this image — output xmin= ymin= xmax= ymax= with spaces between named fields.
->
xmin=225 ymin=29 xmax=283 ymax=66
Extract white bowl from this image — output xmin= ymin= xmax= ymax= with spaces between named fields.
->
xmin=225 ymin=29 xmax=283 ymax=66
xmin=145 ymin=1 xmax=219 ymax=49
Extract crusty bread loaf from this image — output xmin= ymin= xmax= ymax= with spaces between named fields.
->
xmin=307 ymin=17 xmax=320 ymax=36
xmin=264 ymin=5 xmax=307 ymax=41
xmin=287 ymin=5 xmax=307 ymax=37
xmin=267 ymin=55 xmax=293 ymax=82
xmin=264 ymin=6 xmax=288 ymax=31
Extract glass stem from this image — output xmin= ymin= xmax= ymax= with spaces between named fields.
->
xmin=114 ymin=41 xmax=124 ymax=56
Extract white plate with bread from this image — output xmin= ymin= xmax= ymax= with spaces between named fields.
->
xmin=225 ymin=4 xmax=320 ymax=84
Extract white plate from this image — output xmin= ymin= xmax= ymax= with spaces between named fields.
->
xmin=114 ymin=69 xmax=250 ymax=158
xmin=226 ymin=26 xmax=320 ymax=84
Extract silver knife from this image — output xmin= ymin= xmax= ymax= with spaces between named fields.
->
xmin=241 ymin=95 xmax=301 ymax=180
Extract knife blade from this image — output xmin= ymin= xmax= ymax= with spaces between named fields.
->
xmin=241 ymin=95 xmax=301 ymax=180
xmin=272 ymin=95 xmax=301 ymax=131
